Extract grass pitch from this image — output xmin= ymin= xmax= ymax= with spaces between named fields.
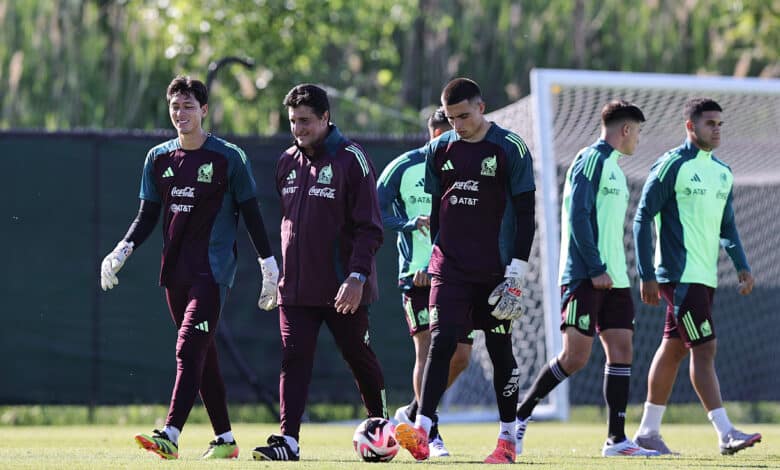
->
xmin=0 ymin=422 xmax=776 ymax=469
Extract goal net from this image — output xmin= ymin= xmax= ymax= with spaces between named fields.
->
xmin=439 ymin=69 xmax=780 ymax=422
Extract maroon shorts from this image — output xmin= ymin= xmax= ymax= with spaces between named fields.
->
xmin=403 ymin=286 xmax=475 ymax=343
xmin=429 ymin=276 xmax=511 ymax=337
xmin=560 ymin=281 xmax=635 ymax=336
xmin=660 ymin=283 xmax=716 ymax=348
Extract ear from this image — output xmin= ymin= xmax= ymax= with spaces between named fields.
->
xmin=478 ymin=101 xmax=486 ymax=114
xmin=201 ymin=103 xmax=208 ymax=119
xmin=622 ymin=122 xmax=631 ymax=136
xmin=322 ymin=110 xmax=330 ymax=124
xmin=685 ymin=119 xmax=694 ymax=132
xmin=432 ymin=128 xmax=444 ymax=138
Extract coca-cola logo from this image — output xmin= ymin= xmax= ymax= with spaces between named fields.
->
xmin=308 ymin=186 xmax=336 ymax=199
xmin=171 ymin=186 xmax=196 ymax=198
xmin=451 ymin=180 xmax=480 ymax=191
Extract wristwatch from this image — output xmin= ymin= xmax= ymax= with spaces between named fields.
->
xmin=349 ymin=272 xmax=367 ymax=283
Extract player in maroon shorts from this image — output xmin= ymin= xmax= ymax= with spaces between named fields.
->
xmin=252 ymin=84 xmax=386 ymax=462
xmin=394 ymin=78 xmax=535 ymax=464
xmin=377 ymin=108 xmax=473 ymax=457
xmin=100 ymin=75 xmax=278 ymax=460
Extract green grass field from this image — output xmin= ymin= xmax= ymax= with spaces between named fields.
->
xmin=1 ymin=422 xmax=776 ymax=469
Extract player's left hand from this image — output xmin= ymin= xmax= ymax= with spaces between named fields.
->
xmin=100 ymin=240 xmax=134 ymax=291
xmin=335 ymin=275 xmax=365 ymax=314
xmin=737 ymin=270 xmax=754 ymax=295
xmin=257 ymin=256 xmax=279 ymax=310
xmin=488 ymin=259 xmax=528 ymax=320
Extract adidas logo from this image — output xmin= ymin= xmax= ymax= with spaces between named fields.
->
xmin=415 ymin=178 xmax=425 ymax=188
xmin=194 ymin=321 xmax=209 ymax=333
xmin=490 ymin=325 xmax=507 ymax=334
xmin=162 ymin=167 xmax=174 ymax=178
xmin=441 ymin=160 xmax=454 ymax=171
xmin=691 ymin=173 xmax=702 ymax=183
xmin=286 ymin=169 xmax=296 ymax=182
xmin=609 ymin=172 xmax=616 ymax=180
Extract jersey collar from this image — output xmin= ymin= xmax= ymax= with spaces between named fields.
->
xmin=683 ymin=139 xmax=713 ymax=160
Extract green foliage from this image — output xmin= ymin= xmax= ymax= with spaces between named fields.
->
xmin=0 ymin=0 xmax=777 ymax=134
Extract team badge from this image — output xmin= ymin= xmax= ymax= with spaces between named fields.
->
xmin=578 ymin=315 xmax=590 ymax=331
xmin=480 ymin=155 xmax=497 ymax=177
xmin=197 ymin=162 xmax=213 ymax=183
xmin=720 ymin=172 xmax=728 ymax=188
xmin=418 ymin=308 xmax=429 ymax=324
xmin=429 ymin=306 xmax=439 ymax=324
xmin=700 ymin=319 xmax=712 ymax=337
xmin=317 ymin=164 xmax=333 ymax=184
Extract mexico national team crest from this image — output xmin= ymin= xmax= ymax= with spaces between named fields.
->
xmin=317 ymin=164 xmax=333 ymax=184
xmin=481 ymin=155 xmax=497 ymax=177
xmin=197 ymin=162 xmax=213 ymax=183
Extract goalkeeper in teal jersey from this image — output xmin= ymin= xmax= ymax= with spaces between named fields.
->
xmin=632 ymin=98 xmax=760 ymax=456
xmin=514 ymin=100 xmax=658 ymax=458
xmin=376 ymin=109 xmax=472 ymax=457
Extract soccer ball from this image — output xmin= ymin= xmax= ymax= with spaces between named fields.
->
xmin=352 ymin=417 xmax=399 ymax=462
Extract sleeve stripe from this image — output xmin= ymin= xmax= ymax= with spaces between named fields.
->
xmin=224 ymin=141 xmax=248 ymax=164
xmin=657 ymin=153 xmax=682 ymax=182
xmin=346 ymin=145 xmax=369 ymax=177
xmin=505 ymin=133 xmax=528 ymax=156
xmin=377 ymin=156 xmax=408 ymax=184
xmin=583 ymin=149 xmax=600 ymax=180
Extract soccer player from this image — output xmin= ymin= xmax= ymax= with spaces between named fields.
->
xmin=632 ymin=98 xmax=760 ymax=455
xmin=251 ymin=84 xmax=387 ymax=461
xmin=513 ymin=100 xmax=659 ymax=457
xmin=376 ymin=108 xmax=472 ymax=457
xmin=395 ymin=78 xmax=535 ymax=464
xmin=99 ymin=75 xmax=279 ymax=460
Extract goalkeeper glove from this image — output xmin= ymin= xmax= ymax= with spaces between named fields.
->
xmin=488 ymin=259 xmax=528 ymax=320
xmin=258 ymin=256 xmax=279 ymax=310
xmin=100 ymin=240 xmax=134 ymax=291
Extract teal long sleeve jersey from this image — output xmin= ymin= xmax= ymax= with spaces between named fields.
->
xmin=559 ymin=140 xmax=631 ymax=287
xmin=376 ymin=147 xmax=433 ymax=280
xmin=633 ymin=139 xmax=750 ymax=288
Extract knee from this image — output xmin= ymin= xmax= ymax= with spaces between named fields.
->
xmin=558 ymin=350 xmax=587 ymax=374
xmin=429 ymin=328 xmax=457 ymax=361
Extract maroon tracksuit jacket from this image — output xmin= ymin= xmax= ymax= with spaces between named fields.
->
xmin=275 ymin=125 xmax=383 ymax=306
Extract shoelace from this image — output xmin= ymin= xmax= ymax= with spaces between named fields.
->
xmin=267 ymin=435 xmax=288 ymax=447
xmin=152 ymin=430 xmax=171 ymax=441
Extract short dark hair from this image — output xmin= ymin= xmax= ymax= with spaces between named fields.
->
xmin=283 ymin=83 xmax=330 ymax=118
xmin=427 ymin=107 xmax=451 ymax=132
xmin=601 ymin=100 xmax=645 ymax=127
xmin=166 ymin=75 xmax=208 ymax=106
xmin=441 ymin=78 xmax=482 ymax=105
xmin=684 ymin=97 xmax=722 ymax=121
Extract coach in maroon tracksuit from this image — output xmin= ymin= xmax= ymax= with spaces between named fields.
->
xmin=252 ymin=84 xmax=387 ymax=462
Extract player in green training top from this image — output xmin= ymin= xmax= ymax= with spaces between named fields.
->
xmin=632 ymin=98 xmax=760 ymax=456
xmin=514 ymin=100 xmax=659 ymax=458
xmin=377 ymin=108 xmax=472 ymax=457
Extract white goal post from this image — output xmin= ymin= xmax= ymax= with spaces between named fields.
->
xmin=438 ymin=68 xmax=780 ymax=423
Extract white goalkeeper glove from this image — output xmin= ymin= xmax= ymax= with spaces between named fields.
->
xmin=258 ymin=256 xmax=279 ymax=310
xmin=100 ymin=240 xmax=134 ymax=291
xmin=488 ymin=259 xmax=528 ymax=320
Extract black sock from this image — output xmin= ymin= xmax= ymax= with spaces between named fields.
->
xmin=517 ymin=358 xmax=568 ymax=420
xmin=429 ymin=413 xmax=440 ymax=439
xmin=604 ymin=363 xmax=631 ymax=443
xmin=407 ymin=397 xmax=418 ymax=421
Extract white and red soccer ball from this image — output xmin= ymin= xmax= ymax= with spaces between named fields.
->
xmin=352 ymin=417 xmax=399 ymax=462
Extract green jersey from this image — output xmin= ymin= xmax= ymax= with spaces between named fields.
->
xmin=634 ymin=139 xmax=749 ymax=287
xmin=560 ymin=140 xmax=630 ymax=287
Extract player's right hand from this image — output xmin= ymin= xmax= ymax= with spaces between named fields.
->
xmin=737 ymin=270 xmax=754 ymax=295
xmin=412 ymin=269 xmax=431 ymax=287
xmin=488 ymin=259 xmax=528 ymax=320
xmin=100 ymin=240 xmax=134 ymax=291
xmin=590 ymin=272 xmax=613 ymax=290
xmin=415 ymin=215 xmax=430 ymax=238
xmin=258 ymin=256 xmax=279 ymax=310
xmin=640 ymin=280 xmax=660 ymax=305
